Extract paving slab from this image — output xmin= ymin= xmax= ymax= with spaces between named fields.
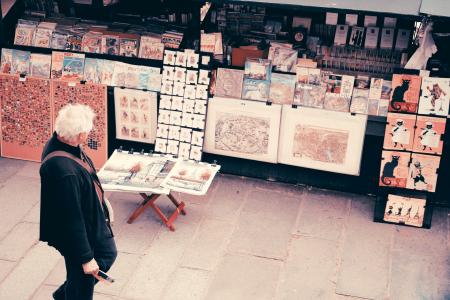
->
xmin=181 ymin=218 xmax=235 ymax=271
xmin=276 ymin=236 xmax=338 ymax=300
xmin=122 ymin=223 xmax=197 ymax=300
xmin=30 ymin=284 xmax=57 ymax=300
xmin=160 ymin=267 xmax=211 ymax=300
xmin=0 ymin=222 xmax=39 ymax=261
xmin=227 ymin=190 xmax=300 ymax=259
xmin=335 ymin=197 xmax=393 ymax=300
xmin=44 ymin=257 xmax=65 ymax=286
xmin=0 ymin=175 xmax=40 ymax=240
xmin=16 ymin=161 xmax=41 ymax=179
xmin=0 ymin=259 xmax=16 ymax=282
xmin=204 ymin=253 xmax=282 ymax=300
xmin=294 ymin=189 xmax=351 ymax=241
xmin=22 ymin=202 xmax=40 ymax=224
xmin=0 ymin=158 xmax=26 ymax=182
xmin=250 ymin=177 xmax=305 ymax=196
xmin=0 ymin=242 xmax=60 ymax=300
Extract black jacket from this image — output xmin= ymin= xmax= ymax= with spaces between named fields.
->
xmin=39 ymin=132 xmax=113 ymax=264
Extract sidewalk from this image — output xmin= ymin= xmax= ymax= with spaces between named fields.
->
xmin=0 ymin=157 xmax=448 ymax=300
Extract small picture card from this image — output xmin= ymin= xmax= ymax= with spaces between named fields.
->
xmin=171 ymin=96 xmax=184 ymax=111
xmin=182 ymin=112 xmax=194 ymax=127
xmin=184 ymin=85 xmax=197 ymax=99
xmin=160 ymin=95 xmax=172 ymax=109
xmin=163 ymin=50 xmax=176 ymax=65
xmin=173 ymin=81 xmax=185 ymax=97
xmin=198 ymin=69 xmax=210 ymax=85
xmin=190 ymin=145 xmax=203 ymax=161
xmin=194 ymin=100 xmax=207 ymax=115
xmin=364 ymin=15 xmax=377 ymax=27
xmin=168 ymin=125 xmax=181 ymax=140
xmin=192 ymin=114 xmax=206 ymax=129
xmin=179 ymin=142 xmax=191 ymax=159
xmin=380 ymin=28 xmax=394 ymax=49
xmin=196 ymin=84 xmax=209 ymax=100
xmin=325 ymin=12 xmax=338 ymax=25
xmin=167 ymin=139 xmax=179 ymax=155
xmin=192 ymin=131 xmax=204 ymax=146
xmin=186 ymin=70 xmax=198 ymax=85
xmin=412 ymin=116 xmax=446 ymax=155
xmin=161 ymin=80 xmax=174 ymax=95
xmin=186 ymin=51 xmax=199 ymax=68
xmin=201 ymin=55 xmax=211 ymax=67
xmin=183 ymin=99 xmax=195 ymax=113
xmin=174 ymin=67 xmax=186 ymax=83
xmin=155 ymin=138 xmax=167 ymax=153
xmin=170 ymin=111 xmax=183 ymax=126
xmin=162 ymin=66 xmax=175 ymax=81
xmin=180 ymin=128 xmax=193 ymax=143
xmin=175 ymin=51 xmax=187 ymax=67
xmin=156 ymin=124 xmax=169 ymax=138
xmin=158 ymin=109 xmax=171 ymax=124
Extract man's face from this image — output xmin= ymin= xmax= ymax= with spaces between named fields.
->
xmin=78 ymin=132 xmax=89 ymax=145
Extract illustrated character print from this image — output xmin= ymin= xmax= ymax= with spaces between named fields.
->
xmin=419 ymin=122 xmax=437 ymax=150
xmin=427 ymin=83 xmax=447 ymax=112
xmin=410 ymin=161 xmax=427 ymax=188
xmin=391 ymin=79 xmax=410 ymax=110
xmin=381 ymin=155 xmax=399 ymax=185
xmin=390 ymin=119 xmax=409 ymax=148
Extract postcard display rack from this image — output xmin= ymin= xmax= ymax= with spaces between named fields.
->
xmin=98 ymin=149 xmax=220 ymax=231
xmin=374 ymin=74 xmax=450 ymax=228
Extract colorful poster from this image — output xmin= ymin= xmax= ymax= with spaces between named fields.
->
xmin=412 ymin=116 xmax=446 ymax=155
xmin=83 ymin=58 xmax=102 ymax=84
xmin=389 ymin=74 xmax=422 ymax=113
xmin=11 ymin=50 xmax=30 ymax=75
xmin=214 ymin=68 xmax=244 ymax=99
xmin=383 ymin=113 xmax=416 ymax=151
xmin=0 ymin=74 xmax=52 ymax=162
xmin=406 ymin=153 xmax=440 ymax=192
xmin=244 ymin=58 xmax=272 ymax=81
xmin=379 ymin=150 xmax=411 ymax=188
xmin=269 ymin=73 xmax=296 ymax=105
xmin=51 ymin=51 xmax=65 ymax=79
xmin=1 ymin=48 xmax=13 ymax=74
xmin=114 ymin=88 xmax=158 ymax=144
xmin=242 ymin=78 xmax=270 ymax=102
xmin=61 ymin=53 xmax=85 ymax=81
xmin=30 ymin=53 xmax=51 ymax=78
xmin=293 ymin=83 xmax=326 ymax=108
xmin=52 ymin=80 xmax=108 ymax=168
xmin=383 ymin=194 xmax=426 ymax=227
xmin=418 ymin=77 xmax=450 ymax=116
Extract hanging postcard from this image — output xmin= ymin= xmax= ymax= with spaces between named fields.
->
xmin=269 ymin=73 xmax=296 ymax=105
xmin=61 ymin=52 xmax=85 ymax=81
xmin=383 ymin=194 xmax=426 ymax=227
xmin=418 ymin=77 xmax=450 ymax=116
xmin=215 ymin=68 xmax=244 ymax=99
xmin=379 ymin=150 xmax=411 ymax=188
xmin=389 ymin=74 xmax=422 ymax=113
xmin=406 ymin=153 xmax=440 ymax=192
xmin=412 ymin=116 xmax=446 ymax=155
xmin=383 ymin=113 xmax=416 ymax=151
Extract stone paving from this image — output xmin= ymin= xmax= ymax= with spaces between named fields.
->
xmin=0 ymin=157 xmax=448 ymax=300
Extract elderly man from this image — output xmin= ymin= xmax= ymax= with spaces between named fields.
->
xmin=39 ymin=104 xmax=116 ymax=300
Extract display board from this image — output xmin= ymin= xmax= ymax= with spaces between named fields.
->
xmin=0 ymin=74 xmax=52 ymax=162
xmin=52 ymin=80 xmax=108 ymax=168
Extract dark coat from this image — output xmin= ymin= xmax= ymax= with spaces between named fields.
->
xmin=39 ymin=132 xmax=113 ymax=264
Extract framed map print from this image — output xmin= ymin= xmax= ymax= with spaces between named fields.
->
xmin=278 ymin=106 xmax=367 ymax=175
xmin=114 ymin=88 xmax=158 ymax=144
xmin=204 ymin=97 xmax=282 ymax=163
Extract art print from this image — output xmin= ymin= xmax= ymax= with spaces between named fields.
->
xmin=119 ymin=38 xmax=139 ymax=57
xmin=186 ymin=51 xmax=199 ymax=68
xmin=81 ymin=32 xmax=102 ymax=53
xmin=198 ymin=69 xmax=210 ymax=85
xmin=83 ymin=58 xmax=102 ymax=84
xmin=389 ymin=74 xmax=422 ymax=113
xmin=139 ymin=36 xmax=164 ymax=60
xmin=323 ymin=94 xmax=351 ymax=112
xmin=180 ymin=128 xmax=192 ymax=143
xmin=14 ymin=24 xmax=35 ymax=46
xmin=51 ymin=51 xmax=65 ymax=79
xmin=61 ymin=53 xmax=85 ymax=81
xmin=191 ymin=131 xmax=204 ymax=146
xmin=190 ymin=145 xmax=203 ymax=161
xmin=204 ymin=97 xmax=281 ymax=163
xmin=192 ymin=114 xmax=205 ymax=129
xmin=168 ymin=125 xmax=181 ymax=140
xmin=369 ymin=78 xmax=383 ymax=100
xmin=171 ymin=96 xmax=184 ymax=111
xmin=381 ymin=80 xmax=393 ymax=100
xmin=158 ymin=109 xmax=171 ymax=124
xmin=163 ymin=50 xmax=177 ymax=65
xmin=244 ymin=58 xmax=271 ymax=81
xmin=174 ymin=67 xmax=186 ymax=83
xmin=367 ymin=99 xmax=380 ymax=116
xmin=175 ymin=51 xmax=187 ymax=67
xmin=101 ymin=35 xmax=120 ymax=55
xmin=160 ymin=95 xmax=172 ymax=109
xmin=161 ymin=80 xmax=174 ymax=95
xmin=30 ymin=53 xmax=51 ymax=79
xmin=1 ymin=48 xmax=13 ymax=74
xmin=293 ymin=84 xmax=326 ymax=108
xmin=195 ymin=84 xmax=209 ymax=100
xmin=51 ymin=32 xmax=68 ymax=50
xmin=179 ymin=142 xmax=191 ymax=159
xmin=215 ymin=68 xmax=244 ymax=99
xmin=418 ymin=77 xmax=450 ymax=116
xmin=278 ymin=106 xmax=367 ymax=175
xmin=194 ymin=100 xmax=207 ymax=115
xmin=186 ymin=70 xmax=198 ymax=85
xmin=412 ymin=116 xmax=446 ymax=155
xmin=157 ymin=124 xmax=169 ymax=139
xmin=183 ymin=99 xmax=195 ymax=113
xmin=272 ymin=47 xmax=298 ymax=72
xmin=184 ymin=85 xmax=197 ymax=99
xmin=383 ymin=113 xmax=416 ymax=151
xmin=99 ymin=60 xmax=115 ymax=86
xmin=350 ymin=88 xmax=369 ymax=114
xmin=167 ymin=139 xmax=179 ymax=155
xmin=162 ymin=66 xmax=175 ymax=81
xmin=269 ymin=73 xmax=296 ymax=105
xmin=383 ymin=194 xmax=426 ymax=227
xmin=242 ymin=78 xmax=270 ymax=102
xmin=32 ymin=27 xmax=52 ymax=48
xmin=11 ymin=50 xmax=30 ymax=76
xmin=173 ymin=81 xmax=185 ymax=97
xmin=406 ymin=153 xmax=440 ymax=192
xmin=154 ymin=138 xmax=167 ymax=153
xmin=379 ymin=150 xmax=411 ymax=188
xmin=169 ymin=111 xmax=182 ymax=126
xmin=378 ymin=99 xmax=389 ymax=116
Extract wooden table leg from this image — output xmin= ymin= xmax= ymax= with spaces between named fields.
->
xmin=167 ymin=193 xmax=187 ymax=215
xmin=127 ymin=193 xmax=161 ymax=224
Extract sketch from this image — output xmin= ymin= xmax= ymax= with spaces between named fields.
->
xmin=278 ymin=106 xmax=367 ymax=175
xmin=161 ymin=160 xmax=220 ymax=195
xmin=389 ymin=74 xmax=421 ymax=113
xmin=412 ymin=116 xmax=446 ymax=155
xmin=383 ymin=113 xmax=416 ymax=151
xmin=383 ymin=194 xmax=426 ymax=227
xmin=204 ymin=97 xmax=281 ymax=163
xmin=418 ymin=77 xmax=450 ymax=116
xmin=379 ymin=150 xmax=411 ymax=188
xmin=406 ymin=153 xmax=440 ymax=192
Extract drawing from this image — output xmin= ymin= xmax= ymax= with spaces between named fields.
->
xmin=139 ymin=36 xmax=164 ymax=60
xmin=418 ymin=77 xmax=450 ymax=116
xmin=389 ymin=74 xmax=421 ymax=113
xmin=412 ymin=116 xmax=446 ymax=155
xmin=278 ymin=106 xmax=367 ymax=175
xmin=204 ymin=97 xmax=281 ymax=163
xmin=383 ymin=194 xmax=426 ymax=227
xmin=383 ymin=113 xmax=416 ymax=151
xmin=379 ymin=150 xmax=411 ymax=188
xmin=406 ymin=153 xmax=440 ymax=192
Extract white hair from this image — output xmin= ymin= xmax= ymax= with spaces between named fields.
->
xmin=55 ymin=104 xmax=95 ymax=140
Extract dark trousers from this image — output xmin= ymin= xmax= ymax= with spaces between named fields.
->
xmin=53 ymin=237 xmax=117 ymax=300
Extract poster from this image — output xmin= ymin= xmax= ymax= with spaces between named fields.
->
xmin=418 ymin=77 xmax=450 ymax=116
xmin=114 ymin=88 xmax=158 ymax=144
xmin=244 ymin=58 xmax=272 ymax=81
xmin=383 ymin=113 xmax=416 ymax=151
xmin=293 ymin=83 xmax=325 ymax=108
xmin=0 ymin=74 xmax=52 ymax=162
xmin=30 ymin=53 xmax=52 ymax=79
xmin=278 ymin=106 xmax=367 ymax=175
xmin=98 ymin=150 xmax=174 ymax=194
xmin=11 ymin=50 xmax=30 ymax=76
xmin=139 ymin=36 xmax=164 ymax=60
xmin=383 ymin=194 xmax=426 ymax=227
xmin=379 ymin=150 xmax=411 ymax=188
xmin=269 ymin=73 xmax=296 ymax=104
xmin=52 ymin=80 xmax=108 ymax=168
xmin=406 ymin=153 xmax=440 ymax=192
xmin=389 ymin=74 xmax=422 ymax=113
xmin=412 ymin=116 xmax=446 ymax=155
xmin=242 ymin=78 xmax=270 ymax=102
xmin=161 ymin=160 xmax=220 ymax=195
xmin=350 ymin=88 xmax=370 ymax=114
xmin=204 ymin=97 xmax=282 ymax=163
xmin=214 ymin=68 xmax=244 ymax=99
xmin=1 ymin=48 xmax=13 ymax=73
xmin=61 ymin=52 xmax=85 ymax=81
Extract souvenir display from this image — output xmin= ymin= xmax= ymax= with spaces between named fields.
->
xmin=383 ymin=194 xmax=426 ymax=227
xmin=0 ymin=74 xmax=52 ymax=162
xmin=383 ymin=113 xmax=416 ymax=151
xmin=379 ymin=150 xmax=411 ymax=188
xmin=114 ymin=88 xmax=158 ymax=144
xmin=61 ymin=52 xmax=85 ymax=81
xmin=389 ymin=74 xmax=422 ymax=113
xmin=406 ymin=153 xmax=440 ymax=192
xmin=412 ymin=116 xmax=446 ymax=155
xmin=242 ymin=78 xmax=270 ymax=102
xmin=52 ymin=80 xmax=108 ymax=167
xmin=278 ymin=106 xmax=367 ymax=175
xmin=214 ymin=68 xmax=244 ymax=99
xmin=204 ymin=97 xmax=282 ymax=163
xmin=30 ymin=53 xmax=52 ymax=78
xmin=269 ymin=73 xmax=296 ymax=105
xmin=418 ymin=77 xmax=450 ymax=116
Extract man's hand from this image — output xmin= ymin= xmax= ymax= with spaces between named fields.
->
xmin=82 ymin=258 xmax=99 ymax=275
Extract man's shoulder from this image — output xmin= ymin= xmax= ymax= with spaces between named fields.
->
xmin=40 ymin=156 xmax=82 ymax=178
